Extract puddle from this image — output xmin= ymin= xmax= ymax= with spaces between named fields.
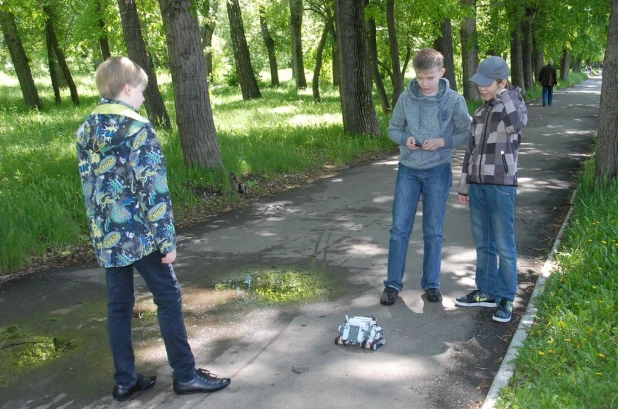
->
xmin=213 ymin=268 xmax=329 ymax=304
xmin=0 ymin=325 xmax=76 ymax=387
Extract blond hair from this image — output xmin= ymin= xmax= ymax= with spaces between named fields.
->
xmin=412 ymin=48 xmax=444 ymax=72
xmin=95 ymin=57 xmax=148 ymax=99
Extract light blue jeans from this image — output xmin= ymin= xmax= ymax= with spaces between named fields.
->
xmin=469 ymin=184 xmax=518 ymax=302
xmin=384 ymin=163 xmax=452 ymax=291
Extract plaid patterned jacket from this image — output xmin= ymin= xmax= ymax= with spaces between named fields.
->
xmin=457 ymin=88 xmax=528 ymax=195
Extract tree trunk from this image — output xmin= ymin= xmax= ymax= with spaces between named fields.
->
xmin=95 ymin=1 xmax=112 ymax=61
xmin=595 ymin=0 xmax=618 ymax=182
xmin=335 ymin=0 xmax=380 ymax=137
xmin=460 ymin=0 xmax=479 ymax=100
xmin=226 ymin=0 xmax=262 ymax=99
xmin=45 ymin=19 xmax=61 ymax=105
xmin=0 ymin=10 xmax=43 ymax=110
xmin=118 ymin=0 xmax=171 ymax=128
xmin=522 ymin=7 xmax=535 ymax=92
xmin=367 ymin=17 xmax=390 ymax=113
xmin=433 ymin=18 xmax=457 ymax=91
xmin=386 ymin=0 xmax=404 ymax=107
xmin=43 ymin=5 xmax=79 ymax=106
xmin=574 ymin=56 xmax=582 ymax=73
xmin=312 ymin=16 xmax=334 ymax=102
xmin=289 ymin=0 xmax=307 ymax=89
xmin=510 ymin=24 xmax=525 ymax=94
xmin=200 ymin=0 xmax=218 ymax=79
xmin=331 ymin=25 xmax=340 ymax=86
xmin=560 ymin=48 xmax=570 ymax=81
xmin=532 ymin=36 xmax=543 ymax=83
xmin=259 ymin=5 xmax=279 ymax=87
xmin=158 ymin=0 xmax=223 ymax=168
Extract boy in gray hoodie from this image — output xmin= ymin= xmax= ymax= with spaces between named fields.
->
xmin=380 ymin=48 xmax=471 ymax=305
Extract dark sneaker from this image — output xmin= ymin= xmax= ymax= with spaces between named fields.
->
xmin=173 ymin=368 xmax=231 ymax=395
xmin=112 ymin=373 xmax=156 ymax=401
xmin=380 ymin=287 xmax=398 ymax=305
xmin=493 ymin=299 xmax=513 ymax=323
xmin=425 ymin=288 xmax=443 ymax=302
xmin=454 ymin=289 xmax=496 ymax=307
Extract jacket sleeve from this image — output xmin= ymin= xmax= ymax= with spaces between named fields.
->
xmin=444 ymin=95 xmax=472 ymax=149
xmin=500 ymin=89 xmax=528 ymax=134
xmin=457 ymin=128 xmax=474 ymax=196
xmin=387 ymin=93 xmax=410 ymax=146
xmin=129 ymin=122 xmax=177 ymax=255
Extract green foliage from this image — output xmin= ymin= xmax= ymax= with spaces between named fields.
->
xmin=0 ymin=325 xmax=76 ymax=387
xmin=214 ymin=268 xmax=329 ymax=304
xmin=497 ymin=159 xmax=618 ymax=408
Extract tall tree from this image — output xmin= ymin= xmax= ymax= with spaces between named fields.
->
xmin=95 ymin=1 xmax=112 ymax=61
xmin=117 ymin=0 xmax=171 ymax=128
xmin=45 ymin=15 xmax=62 ymax=105
xmin=289 ymin=0 xmax=307 ymax=89
xmin=386 ymin=0 xmax=404 ymax=107
xmin=559 ymin=47 xmax=571 ymax=80
xmin=43 ymin=3 xmax=80 ymax=106
xmin=0 ymin=9 xmax=43 ymax=110
xmin=226 ymin=0 xmax=262 ymax=99
xmin=434 ymin=18 xmax=457 ymax=91
xmin=311 ymin=14 xmax=334 ymax=102
xmin=594 ymin=0 xmax=618 ymax=181
xmin=259 ymin=5 xmax=279 ymax=87
xmin=331 ymin=25 xmax=340 ymax=86
xmin=158 ymin=0 xmax=223 ymax=168
xmin=335 ymin=0 xmax=380 ymax=137
xmin=460 ymin=0 xmax=479 ymax=100
xmin=522 ymin=7 xmax=535 ymax=91
xmin=367 ymin=16 xmax=390 ymax=113
xmin=510 ymin=23 xmax=525 ymax=93
xmin=200 ymin=0 xmax=218 ymax=79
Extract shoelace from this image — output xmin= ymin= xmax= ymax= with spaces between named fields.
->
xmin=196 ymin=368 xmax=219 ymax=379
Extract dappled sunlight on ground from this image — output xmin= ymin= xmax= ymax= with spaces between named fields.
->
xmin=289 ymin=113 xmax=341 ymax=127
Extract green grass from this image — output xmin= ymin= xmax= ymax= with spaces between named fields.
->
xmin=0 ymin=71 xmax=393 ymax=273
xmin=498 ymin=159 xmax=618 ymax=408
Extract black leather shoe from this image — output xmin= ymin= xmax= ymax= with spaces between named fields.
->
xmin=380 ymin=287 xmax=398 ymax=305
xmin=173 ymin=368 xmax=231 ymax=395
xmin=112 ymin=373 xmax=157 ymax=401
xmin=425 ymin=288 xmax=443 ymax=302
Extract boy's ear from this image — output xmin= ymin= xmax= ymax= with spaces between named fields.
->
xmin=439 ymin=67 xmax=446 ymax=77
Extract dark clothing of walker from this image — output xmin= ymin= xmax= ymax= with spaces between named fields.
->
xmin=538 ymin=64 xmax=558 ymax=106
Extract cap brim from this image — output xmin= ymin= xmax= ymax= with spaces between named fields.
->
xmin=469 ymin=73 xmax=495 ymax=87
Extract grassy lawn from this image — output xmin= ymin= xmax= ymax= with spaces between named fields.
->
xmin=0 ymin=70 xmax=394 ymax=274
xmin=498 ymin=160 xmax=618 ymax=408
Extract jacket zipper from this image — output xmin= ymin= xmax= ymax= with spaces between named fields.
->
xmin=478 ymin=103 xmax=495 ymax=181
xmin=501 ymin=150 xmax=509 ymax=174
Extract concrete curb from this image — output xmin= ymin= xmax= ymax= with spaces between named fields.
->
xmin=481 ymin=189 xmax=577 ymax=409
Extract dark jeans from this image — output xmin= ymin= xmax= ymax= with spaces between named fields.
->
xmin=105 ymin=251 xmax=196 ymax=387
xmin=542 ymin=85 xmax=554 ymax=106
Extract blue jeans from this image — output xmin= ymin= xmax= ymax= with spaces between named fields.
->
xmin=384 ymin=163 xmax=452 ymax=291
xmin=105 ymin=251 xmax=196 ymax=387
xmin=469 ymin=184 xmax=518 ymax=302
xmin=542 ymin=85 xmax=554 ymax=105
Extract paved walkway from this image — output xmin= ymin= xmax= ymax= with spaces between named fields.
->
xmin=0 ymin=77 xmax=601 ymax=409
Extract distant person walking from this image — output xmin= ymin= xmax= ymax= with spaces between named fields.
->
xmin=380 ymin=48 xmax=471 ymax=306
xmin=455 ymin=56 xmax=528 ymax=323
xmin=75 ymin=57 xmax=231 ymax=401
xmin=538 ymin=59 xmax=558 ymax=106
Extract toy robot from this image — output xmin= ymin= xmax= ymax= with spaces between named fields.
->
xmin=335 ymin=314 xmax=385 ymax=350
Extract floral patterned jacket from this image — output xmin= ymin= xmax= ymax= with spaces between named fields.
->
xmin=76 ymin=99 xmax=176 ymax=267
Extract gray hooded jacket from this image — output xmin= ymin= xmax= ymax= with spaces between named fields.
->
xmin=388 ymin=78 xmax=471 ymax=170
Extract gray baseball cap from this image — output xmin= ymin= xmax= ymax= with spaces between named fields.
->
xmin=469 ymin=56 xmax=510 ymax=86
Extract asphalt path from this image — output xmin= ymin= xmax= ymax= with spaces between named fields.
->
xmin=0 ymin=76 xmax=601 ymax=409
